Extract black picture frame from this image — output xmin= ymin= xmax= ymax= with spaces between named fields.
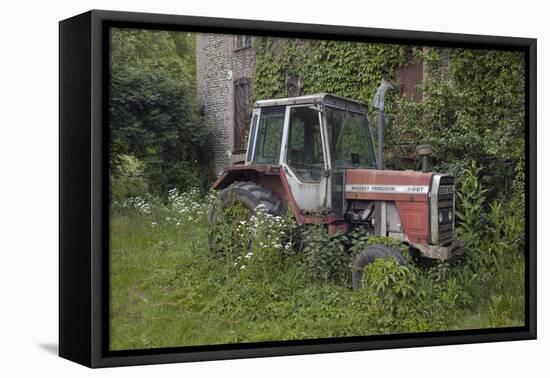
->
xmin=59 ymin=9 xmax=537 ymax=368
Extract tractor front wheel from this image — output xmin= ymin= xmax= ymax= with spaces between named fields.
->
xmin=352 ymin=244 xmax=407 ymax=290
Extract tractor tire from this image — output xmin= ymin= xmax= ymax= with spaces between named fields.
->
xmin=208 ymin=181 xmax=285 ymax=253
xmin=352 ymin=244 xmax=407 ymax=290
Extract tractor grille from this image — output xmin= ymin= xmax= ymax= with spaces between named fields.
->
xmin=437 ymin=176 xmax=455 ymax=246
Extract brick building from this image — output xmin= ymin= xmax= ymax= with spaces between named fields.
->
xmin=196 ymin=33 xmax=256 ymax=174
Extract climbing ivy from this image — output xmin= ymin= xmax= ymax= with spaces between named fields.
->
xmin=252 ymin=39 xmax=525 ymax=205
xmin=252 ymin=37 xmax=405 ymax=110
xmin=393 ymin=47 xmax=525 ymax=202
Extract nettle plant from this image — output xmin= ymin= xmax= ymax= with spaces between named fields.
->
xmin=301 ymin=226 xmax=351 ymax=283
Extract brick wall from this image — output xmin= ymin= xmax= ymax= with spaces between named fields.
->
xmin=196 ymin=33 xmax=256 ymax=176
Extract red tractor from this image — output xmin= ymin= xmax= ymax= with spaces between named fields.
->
xmin=211 ymin=80 xmax=463 ymax=288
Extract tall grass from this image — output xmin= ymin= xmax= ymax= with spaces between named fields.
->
xmin=109 ymin=166 xmax=524 ymax=350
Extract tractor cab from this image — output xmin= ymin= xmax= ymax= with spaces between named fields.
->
xmin=244 ymin=94 xmax=375 ymax=214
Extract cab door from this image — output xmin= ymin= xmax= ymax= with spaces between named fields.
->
xmin=280 ymin=105 xmax=328 ymax=213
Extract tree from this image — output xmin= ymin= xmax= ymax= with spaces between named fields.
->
xmin=109 ymin=29 xmax=213 ymax=198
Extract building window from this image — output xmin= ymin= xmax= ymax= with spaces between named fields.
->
xmin=234 ymin=35 xmax=252 ymax=50
xmin=233 ymin=78 xmax=252 ymax=151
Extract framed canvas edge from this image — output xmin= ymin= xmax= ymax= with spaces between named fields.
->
xmin=59 ymin=10 xmax=93 ymax=367
xmin=93 ymin=329 xmax=536 ymax=368
xmin=59 ymin=9 xmax=537 ymax=369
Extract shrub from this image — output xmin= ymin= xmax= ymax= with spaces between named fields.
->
xmin=234 ymin=205 xmax=296 ymax=280
xmin=453 ymin=160 xmax=525 ymax=325
xmin=110 ymin=154 xmax=149 ymax=201
xmin=301 ymin=226 xmax=351 ymax=283
xmin=110 ymin=29 xmax=214 ymax=196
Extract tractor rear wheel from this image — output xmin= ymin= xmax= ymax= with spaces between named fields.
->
xmin=352 ymin=244 xmax=407 ymax=290
xmin=208 ymin=181 xmax=285 ymax=255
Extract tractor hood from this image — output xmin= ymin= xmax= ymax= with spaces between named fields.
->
xmin=345 ymin=169 xmax=433 ymax=202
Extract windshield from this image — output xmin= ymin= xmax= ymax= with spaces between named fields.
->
xmin=325 ymin=106 xmax=376 ymax=169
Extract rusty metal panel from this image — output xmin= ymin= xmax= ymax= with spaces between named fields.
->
xmin=395 ymin=201 xmax=429 ymax=243
xmin=345 ymin=168 xmax=432 ymax=202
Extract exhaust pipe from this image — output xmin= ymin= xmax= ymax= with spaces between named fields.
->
xmin=373 ymin=78 xmax=397 ymax=170
xmin=416 ymin=144 xmax=433 ymax=172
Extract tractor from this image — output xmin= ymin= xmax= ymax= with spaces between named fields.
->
xmin=210 ymin=79 xmax=463 ymax=288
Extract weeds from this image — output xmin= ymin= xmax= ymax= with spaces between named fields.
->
xmin=110 ymin=165 xmax=525 ymax=349
xmin=301 ymin=226 xmax=350 ymax=283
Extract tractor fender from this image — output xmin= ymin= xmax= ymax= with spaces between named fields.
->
xmin=212 ymin=165 xmax=326 ymax=225
xmin=212 ymin=165 xmax=290 ymax=209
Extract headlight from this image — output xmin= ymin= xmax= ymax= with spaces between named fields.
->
xmin=448 ymin=211 xmax=452 ymax=221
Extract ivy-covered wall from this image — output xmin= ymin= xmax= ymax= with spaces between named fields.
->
xmin=394 ymin=48 xmax=525 ymax=201
xmin=251 ymin=38 xmax=525 ymax=203
xmin=253 ymin=38 xmax=405 ymax=108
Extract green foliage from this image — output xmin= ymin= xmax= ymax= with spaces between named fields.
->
xmin=301 ymin=226 xmax=350 ymax=283
xmin=357 ymin=259 xmax=435 ymax=332
xmin=110 ymin=177 xmax=524 ymax=349
xmin=299 ymin=226 xmax=410 ymax=286
xmin=394 ymin=48 xmax=525 ymax=200
xmin=110 ymin=154 xmax=149 ymax=201
xmin=253 ymin=38 xmax=405 ymax=109
xmin=110 ymin=29 xmax=214 ymax=196
xmin=348 ymin=229 xmax=408 ymax=257
xmin=208 ymin=199 xmax=297 ymax=268
xmin=208 ymin=199 xmax=253 ymax=258
xmin=454 ymin=162 xmax=525 ymax=323
xmin=456 ymin=161 xmax=487 ymax=250
xmin=364 ymin=258 xmax=417 ymax=298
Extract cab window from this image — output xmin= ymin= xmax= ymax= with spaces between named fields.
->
xmin=252 ymin=108 xmax=285 ymax=165
xmin=286 ymin=107 xmax=324 ymax=182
